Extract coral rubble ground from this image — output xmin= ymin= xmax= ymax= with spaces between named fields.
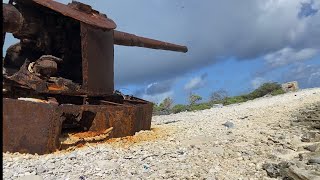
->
xmin=3 ymin=88 xmax=320 ymax=180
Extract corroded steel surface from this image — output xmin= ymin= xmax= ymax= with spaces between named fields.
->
xmin=7 ymin=60 xmax=83 ymax=95
xmin=3 ymin=97 xmax=153 ymax=154
xmin=3 ymin=98 xmax=61 ymax=154
xmin=80 ymin=23 xmax=114 ymax=96
xmin=24 ymin=0 xmax=116 ymax=30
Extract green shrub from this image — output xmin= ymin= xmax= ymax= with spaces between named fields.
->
xmin=152 ymin=103 xmax=161 ymax=115
xmin=172 ymin=104 xmax=188 ymax=114
xmin=270 ymin=88 xmax=285 ymax=96
xmin=189 ymin=103 xmax=212 ymax=111
xmin=248 ymin=82 xmax=282 ymax=99
xmin=159 ymin=97 xmax=173 ymax=109
xmin=224 ymin=95 xmax=248 ymax=105
xmin=189 ymin=94 xmax=202 ymax=105
xmin=153 ymin=82 xmax=285 ymax=115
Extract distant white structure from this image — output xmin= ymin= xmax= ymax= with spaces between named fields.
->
xmin=281 ymin=81 xmax=299 ymax=92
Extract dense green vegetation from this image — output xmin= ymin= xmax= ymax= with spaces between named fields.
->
xmin=152 ymin=82 xmax=285 ymax=115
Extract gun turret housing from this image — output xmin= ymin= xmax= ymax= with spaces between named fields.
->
xmin=3 ymin=0 xmax=188 ymax=154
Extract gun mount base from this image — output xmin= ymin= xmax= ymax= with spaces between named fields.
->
xmin=3 ymin=96 xmax=152 ymax=154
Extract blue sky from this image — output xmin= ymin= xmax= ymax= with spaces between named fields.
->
xmin=3 ymin=0 xmax=320 ymax=105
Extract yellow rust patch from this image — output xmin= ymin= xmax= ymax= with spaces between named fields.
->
xmin=57 ymin=125 xmax=174 ymax=153
xmin=105 ymin=125 xmax=173 ymax=148
xmin=72 ymin=131 xmax=104 ymax=139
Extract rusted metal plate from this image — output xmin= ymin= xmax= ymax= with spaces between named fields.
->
xmin=26 ymin=0 xmax=116 ymax=30
xmin=3 ymin=97 xmax=153 ymax=154
xmin=125 ymin=97 xmax=153 ymax=131
xmin=3 ymin=98 xmax=62 ymax=154
xmin=60 ymin=98 xmax=153 ymax=138
xmin=140 ymin=102 xmax=153 ymax=130
xmin=81 ymin=23 xmax=114 ymax=96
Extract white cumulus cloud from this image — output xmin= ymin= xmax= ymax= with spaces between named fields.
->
xmin=282 ymin=63 xmax=320 ymax=88
xmin=142 ymin=91 xmax=174 ymax=104
xmin=264 ymin=47 xmax=318 ymax=68
xmin=184 ymin=73 xmax=208 ymax=91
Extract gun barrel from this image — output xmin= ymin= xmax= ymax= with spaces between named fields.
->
xmin=114 ymin=31 xmax=188 ymax=53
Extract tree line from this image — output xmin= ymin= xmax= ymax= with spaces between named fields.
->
xmin=153 ymin=82 xmax=285 ymax=115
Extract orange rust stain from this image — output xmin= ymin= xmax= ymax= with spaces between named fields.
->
xmin=76 ymin=143 xmax=85 ymax=148
xmin=104 ymin=126 xmax=173 ymax=148
xmin=72 ymin=131 xmax=104 ymax=138
xmin=48 ymin=84 xmax=65 ymax=91
xmin=57 ymin=125 xmax=174 ymax=153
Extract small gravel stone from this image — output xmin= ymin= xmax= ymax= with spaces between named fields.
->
xmin=304 ymin=144 xmax=319 ymax=152
xmin=308 ymin=157 xmax=320 ymax=164
xmin=222 ymin=121 xmax=235 ymax=128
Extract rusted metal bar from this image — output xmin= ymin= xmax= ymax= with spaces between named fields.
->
xmin=114 ymin=30 xmax=188 ymax=53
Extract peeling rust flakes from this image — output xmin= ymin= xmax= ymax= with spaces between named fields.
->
xmin=30 ymin=0 xmax=117 ymax=30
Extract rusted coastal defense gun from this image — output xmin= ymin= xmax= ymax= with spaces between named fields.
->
xmin=3 ymin=0 xmax=188 ymax=154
